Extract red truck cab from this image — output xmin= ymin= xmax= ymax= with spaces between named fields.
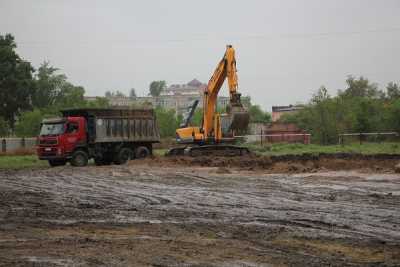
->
xmin=37 ymin=116 xmax=87 ymax=167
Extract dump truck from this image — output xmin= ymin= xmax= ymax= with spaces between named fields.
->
xmin=37 ymin=108 xmax=160 ymax=167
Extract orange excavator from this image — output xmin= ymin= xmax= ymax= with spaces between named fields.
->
xmin=167 ymin=45 xmax=250 ymax=156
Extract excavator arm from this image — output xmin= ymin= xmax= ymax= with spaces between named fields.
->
xmin=202 ymin=45 xmax=248 ymax=140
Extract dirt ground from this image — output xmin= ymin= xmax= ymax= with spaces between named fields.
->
xmin=0 ymin=155 xmax=399 ymax=266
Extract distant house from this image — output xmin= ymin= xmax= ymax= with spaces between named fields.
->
xmin=264 ymin=122 xmax=310 ymax=144
xmin=271 ymin=105 xmax=304 ymax=122
xmin=86 ymin=79 xmax=237 ymax=116
xmin=247 ymin=122 xmax=310 ymax=144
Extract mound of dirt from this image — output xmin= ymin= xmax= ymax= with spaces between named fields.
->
xmin=139 ymin=153 xmax=400 ymax=173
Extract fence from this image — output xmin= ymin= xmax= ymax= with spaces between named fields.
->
xmin=237 ymin=133 xmax=311 ymax=145
xmin=1 ymin=138 xmax=37 ymax=153
xmin=338 ymin=132 xmax=399 ymax=145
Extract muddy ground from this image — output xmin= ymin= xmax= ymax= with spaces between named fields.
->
xmin=0 ymin=155 xmax=399 ymax=266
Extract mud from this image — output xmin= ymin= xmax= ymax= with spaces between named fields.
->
xmin=0 ymin=156 xmax=399 ymax=266
xmin=154 ymin=153 xmax=400 ymax=173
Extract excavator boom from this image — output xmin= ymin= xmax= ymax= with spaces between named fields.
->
xmin=202 ymin=45 xmax=249 ymax=139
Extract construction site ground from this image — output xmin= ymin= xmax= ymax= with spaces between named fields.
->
xmin=0 ymin=154 xmax=399 ymax=266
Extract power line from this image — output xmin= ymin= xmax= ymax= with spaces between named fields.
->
xmin=16 ymin=26 xmax=400 ymax=47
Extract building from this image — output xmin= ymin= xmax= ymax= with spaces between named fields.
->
xmin=264 ymin=122 xmax=310 ymax=144
xmin=271 ymin=105 xmax=304 ymax=122
xmin=86 ymin=79 xmax=233 ymax=115
xmin=247 ymin=122 xmax=310 ymax=144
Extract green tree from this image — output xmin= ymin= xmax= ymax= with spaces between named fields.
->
xmin=387 ymin=99 xmax=400 ymax=132
xmin=282 ymin=79 xmax=391 ymax=145
xmin=0 ymin=117 xmax=10 ymax=137
xmin=105 ymin=91 xmax=112 ymax=97
xmin=154 ymin=107 xmax=180 ymax=137
xmin=56 ymin=83 xmax=86 ymax=108
xmin=33 ymin=62 xmax=67 ymax=109
xmin=342 ymin=76 xmax=382 ymax=99
xmin=0 ymin=34 xmax=35 ymax=128
xmin=248 ymin=105 xmax=271 ymax=123
xmin=105 ymin=90 xmax=126 ymax=97
xmin=15 ymin=109 xmax=43 ymax=137
xmin=129 ymin=88 xmax=137 ymax=98
xmin=149 ymin=81 xmax=166 ymax=97
xmin=386 ymin=82 xmax=400 ymax=99
xmin=85 ymin=97 xmax=110 ymax=108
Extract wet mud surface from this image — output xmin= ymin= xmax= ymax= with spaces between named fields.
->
xmin=0 ymin=156 xmax=400 ymax=266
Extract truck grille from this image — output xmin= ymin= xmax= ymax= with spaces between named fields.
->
xmin=39 ymin=139 xmax=57 ymax=145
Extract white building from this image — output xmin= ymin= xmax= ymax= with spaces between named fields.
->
xmin=86 ymin=79 xmax=233 ymax=115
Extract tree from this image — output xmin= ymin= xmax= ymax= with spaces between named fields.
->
xmin=105 ymin=91 xmax=113 ymax=97
xmin=154 ymin=107 xmax=180 ymax=137
xmin=105 ymin=90 xmax=126 ymax=97
xmin=386 ymin=82 xmax=400 ymax=99
xmin=248 ymin=105 xmax=271 ymax=123
xmin=149 ymin=81 xmax=166 ymax=97
xmin=14 ymin=109 xmax=43 ymax=137
xmin=85 ymin=97 xmax=110 ymax=108
xmin=0 ymin=34 xmax=35 ymax=128
xmin=56 ymin=83 xmax=86 ymax=109
xmin=342 ymin=76 xmax=382 ymax=99
xmin=129 ymin=88 xmax=137 ymax=98
xmin=281 ymin=79 xmax=391 ymax=145
xmin=0 ymin=117 xmax=10 ymax=137
xmin=32 ymin=62 xmax=66 ymax=109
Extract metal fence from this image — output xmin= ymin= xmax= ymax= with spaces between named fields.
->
xmin=1 ymin=138 xmax=37 ymax=153
xmin=338 ymin=132 xmax=399 ymax=145
xmin=237 ymin=133 xmax=311 ymax=144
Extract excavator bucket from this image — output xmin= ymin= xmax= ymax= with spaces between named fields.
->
xmin=229 ymin=105 xmax=249 ymax=130
xmin=227 ymin=92 xmax=250 ymax=131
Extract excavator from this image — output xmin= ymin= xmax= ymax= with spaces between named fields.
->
xmin=167 ymin=45 xmax=250 ymax=157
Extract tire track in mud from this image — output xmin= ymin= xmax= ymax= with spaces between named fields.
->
xmin=0 ymin=166 xmax=399 ymax=244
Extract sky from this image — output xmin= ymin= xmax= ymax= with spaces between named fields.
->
xmin=1 ymin=0 xmax=400 ymax=111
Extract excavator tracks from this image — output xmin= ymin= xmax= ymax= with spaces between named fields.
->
xmin=166 ymin=145 xmax=250 ymax=157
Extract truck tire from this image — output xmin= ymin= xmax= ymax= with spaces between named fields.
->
xmin=114 ymin=148 xmax=132 ymax=165
xmin=48 ymin=159 xmax=67 ymax=167
xmin=135 ymin=146 xmax=150 ymax=159
xmin=71 ymin=150 xmax=89 ymax=167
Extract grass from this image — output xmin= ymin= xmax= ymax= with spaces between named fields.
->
xmin=0 ymin=155 xmax=48 ymax=169
xmin=246 ymin=142 xmax=400 ymax=156
xmin=153 ymin=149 xmax=168 ymax=156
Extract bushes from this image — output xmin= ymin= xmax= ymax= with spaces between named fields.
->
xmin=15 ymin=110 xmax=43 ymax=137
xmin=281 ymin=78 xmax=400 ymax=145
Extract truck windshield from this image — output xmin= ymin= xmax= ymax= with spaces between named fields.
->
xmin=40 ymin=123 xmax=65 ymax=136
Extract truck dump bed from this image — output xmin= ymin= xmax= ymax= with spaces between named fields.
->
xmin=62 ymin=108 xmax=160 ymax=143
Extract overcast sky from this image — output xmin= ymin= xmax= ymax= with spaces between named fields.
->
xmin=1 ymin=0 xmax=400 ymax=110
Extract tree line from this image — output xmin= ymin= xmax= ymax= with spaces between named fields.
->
xmin=281 ymin=76 xmax=400 ymax=145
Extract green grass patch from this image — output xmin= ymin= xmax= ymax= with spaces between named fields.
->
xmin=0 ymin=155 xmax=48 ymax=169
xmin=153 ymin=149 xmax=168 ymax=156
xmin=246 ymin=142 xmax=400 ymax=156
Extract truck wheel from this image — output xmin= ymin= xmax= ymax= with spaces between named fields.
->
xmin=48 ymin=159 xmax=67 ymax=167
xmin=135 ymin=146 xmax=150 ymax=159
xmin=114 ymin=148 xmax=132 ymax=165
xmin=71 ymin=150 xmax=88 ymax=167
